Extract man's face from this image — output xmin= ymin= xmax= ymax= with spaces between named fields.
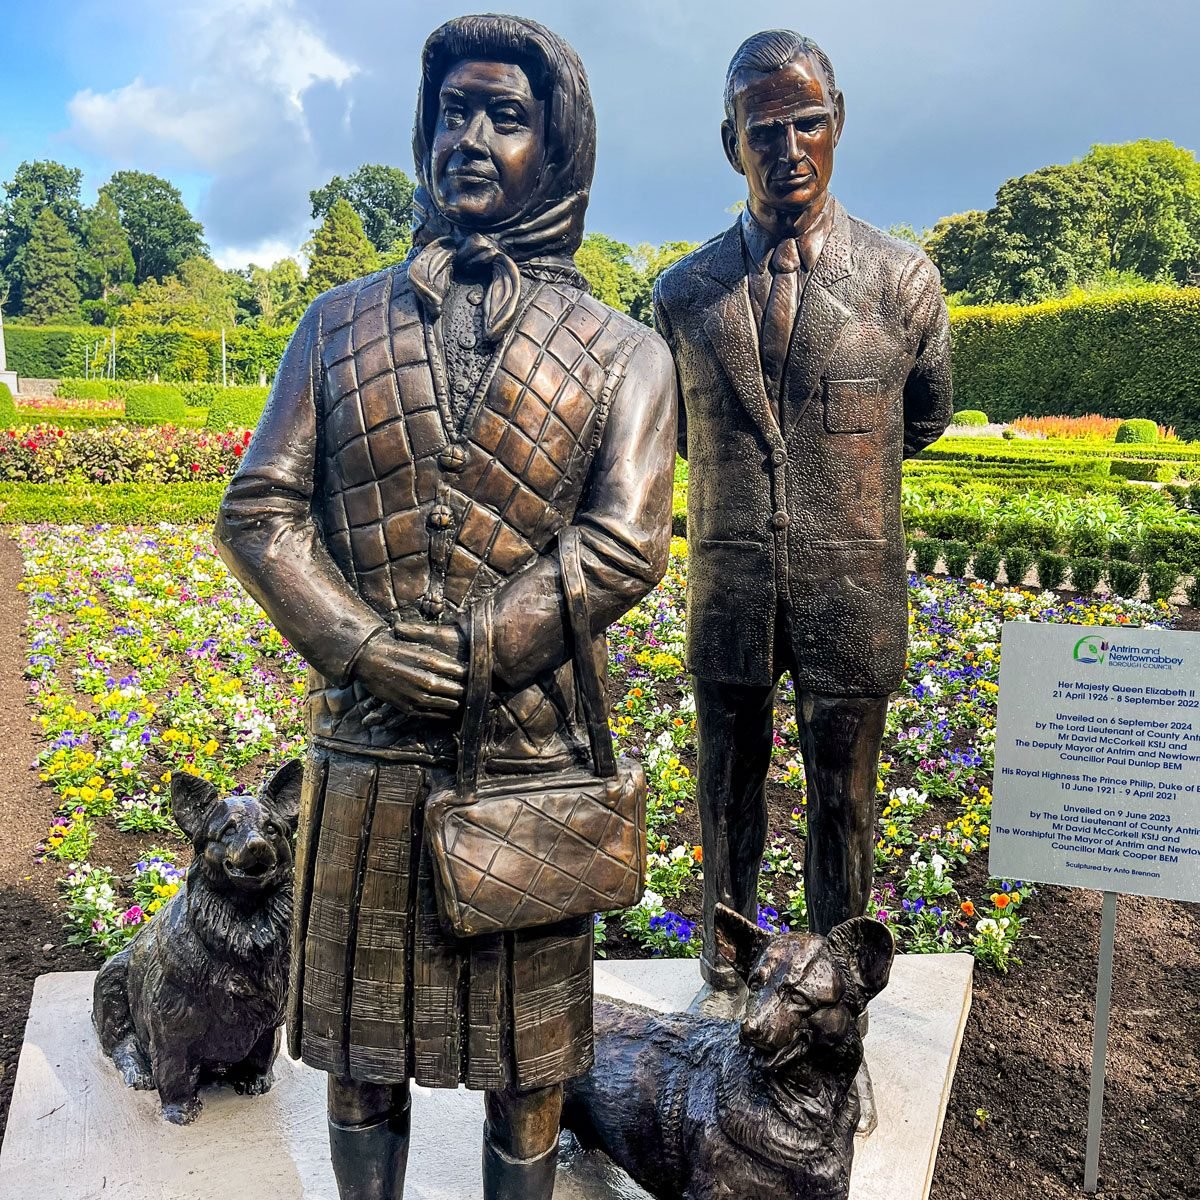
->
xmin=722 ymin=55 xmax=844 ymax=216
xmin=431 ymin=58 xmax=546 ymax=228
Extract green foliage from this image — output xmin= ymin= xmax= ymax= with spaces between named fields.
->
xmin=949 ymin=288 xmax=1200 ymax=438
xmin=310 ymin=165 xmax=416 ymax=253
xmin=1113 ymin=418 xmax=1159 ymax=444
xmin=949 ymin=409 xmax=988 ymax=426
xmin=0 ymin=160 xmax=85 ymax=315
xmin=576 ymin=234 xmax=639 ymax=311
xmin=205 ymin=385 xmax=269 ymax=430
xmin=1185 ymin=575 xmax=1200 ymax=609
xmin=21 ymin=209 xmax=80 ymax=323
xmin=121 ymin=256 xmax=239 ymax=329
xmin=1002 ymin=546 xmax=1033 ymax=586
xmin=306 ymin=199 xmax=378 ymax=298
xmin=0 ymin=381 xmax=15 ymax=426
xmin=972 ymin=543 xmax=1003 ymax=583
xmin=1106 ymin=559 xmax=1144 ymax=598
xmin=1109 ymin=459 xmax=1177 ymax=483
xmin=1035 ymin=551 xmax=1067 ymax=590
xmin=942 ymin=541 xmax=972 ymax=577
xmin=79 ymin=192 xmax=134 ymax=301
xmin=123 ymin=384 xmax=186 ymax=424
xmin=57 ymin=378 xmax=126 ymax=400
xmin=1069 ymin=558 xmax=1104 ymax=593
xmin=924 ymin=210 xmax=988 ymax=297
xmin=912 ymin=538 xmax=942 ymax=574
xmin=101 ymin=171 xmax=207 ymax=284
xmin=0 ymin=482 xmax=224 ymax=523
xmin=1146 ymin=562 xmax=1181 ymax=602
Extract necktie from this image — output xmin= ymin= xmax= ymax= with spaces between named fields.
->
xmin=760 ymin=237 xmax=802 ymax=407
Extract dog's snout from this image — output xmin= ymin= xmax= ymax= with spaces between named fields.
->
xmin=227 ymin=832 xmax=274 ymax=876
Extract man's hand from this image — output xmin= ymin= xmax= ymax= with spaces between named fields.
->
xmin=354 ymin=631 xmax=466 ymax=718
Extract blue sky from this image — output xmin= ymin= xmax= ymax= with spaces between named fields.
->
xmin=3 ymin=0 xmax=1197 ymax=267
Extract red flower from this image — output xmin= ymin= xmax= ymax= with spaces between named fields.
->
xmin=191 ymin=463 xmax=201 ymax=472
xmin=232 ymin=444 xmax=244 ymax=457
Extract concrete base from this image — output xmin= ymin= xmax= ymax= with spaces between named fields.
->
xmin=0 ymin=371 xmax=16 ymax=397
xmin=0 ymin=955 xmax=972 ymax=1200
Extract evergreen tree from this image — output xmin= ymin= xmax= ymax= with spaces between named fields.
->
xmin=22 ymin=208 xmax=81 ymax=323
xmin=305 ymin=199 xmax=378 ymax=298
xmin=0 ymin=160 xmax=85 ymax=314
xmin=310 ymin=165 xmax=416 ymax=253
xmin=80 ymin=192 xmax=135 ymax=300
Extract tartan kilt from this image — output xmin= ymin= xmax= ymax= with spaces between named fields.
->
xmin=286 ymin=748 xmax=595 ymax=1090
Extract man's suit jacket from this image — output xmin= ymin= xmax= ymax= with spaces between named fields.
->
xmin=653 ymin=200 xmax=953 ymax=695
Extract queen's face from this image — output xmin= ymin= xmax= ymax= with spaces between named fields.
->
xmin=431 ymin=58 xmax=547 ymax=228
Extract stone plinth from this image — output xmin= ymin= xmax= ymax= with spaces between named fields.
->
xmin=0 ymin=955 xmax=972 ymax=1200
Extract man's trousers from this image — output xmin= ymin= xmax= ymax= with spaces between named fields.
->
xmin=694 ymin=675 xmax=890 ymax=987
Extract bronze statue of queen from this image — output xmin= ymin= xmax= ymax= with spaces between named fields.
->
xmin=216 ymin=15 xmax=675 ymax=1199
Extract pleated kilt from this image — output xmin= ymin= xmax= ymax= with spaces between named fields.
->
xmin=287 ymin=747 xmax=595 ymax=1091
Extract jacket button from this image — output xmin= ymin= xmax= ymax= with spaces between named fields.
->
xmin=438 ymin=444 xmax=468 ymax=472
xmin=420 ymin=595 xmax=445 ymax=618
xmin=428 ymin=504 xmax=454 ymax=530
xmin=770 ymin=448 xmax=787 ymax=466
xmin=772 ymin=510 xmax=790 ymax=530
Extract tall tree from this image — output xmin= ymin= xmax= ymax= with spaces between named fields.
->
xmin=1083 ymin=139 xmax=1200 ymax=283
xmin=101 ymin=171 xmax=207 ymax=284
xmin=311 ymin=164 xmax=416 ymax=253
xmin=628 ymin=240 xmax=699 ymax=323
xmin=80 ymin=192 xmax=135 ymax=300
xmin=122 ymin=256 xmax=237 ymax=328
xmin=22 ymin=208 xmax=81 ymax=323
xmin=576 ymin=234 xmax=638 ymax=313
xmin=0 ymin=160 xmax=85 ymax=314
xmin=924 ymin=210 xmax=989 ymax=297
xmin=305 ymin=199 xmax=378 ymax=298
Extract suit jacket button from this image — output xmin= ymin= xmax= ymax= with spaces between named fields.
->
xmin=771 ymin=448 xmax=787 ymax=466
xmin=772 ymin=511 xmax=790 ymax=530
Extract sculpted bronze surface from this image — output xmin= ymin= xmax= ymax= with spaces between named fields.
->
xmin=92 ymin=763 xmax=302 ymax=1124
xmin=564 ymin=905 xmax=895 ymax=1200
xmin=652 ymin=28 xmax=953 ymax=1115
xmin=216 ymin=14 xmax=675 ymax=1199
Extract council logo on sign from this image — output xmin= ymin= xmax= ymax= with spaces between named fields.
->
xmin=1073 ymin=635 xmax=1109 ymax=665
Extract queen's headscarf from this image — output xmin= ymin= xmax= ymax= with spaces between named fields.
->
xmin=408 ymin=14 xmax=596 ymax=341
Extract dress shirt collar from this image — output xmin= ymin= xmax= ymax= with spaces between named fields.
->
xmin=740 ymin=201 xmax=835 ymax=277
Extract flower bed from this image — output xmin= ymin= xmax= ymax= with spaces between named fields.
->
xmin=19 ymin=526 xmax=1171 ymax=968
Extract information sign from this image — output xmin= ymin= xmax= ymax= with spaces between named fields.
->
xmin=990 ymin=622 xmax=1200 ymax=902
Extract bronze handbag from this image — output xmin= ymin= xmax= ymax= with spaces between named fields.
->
xmin=425 ymin=526 xmax=648 ymax=939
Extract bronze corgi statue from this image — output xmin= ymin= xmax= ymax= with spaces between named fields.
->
xmin=92 ymin=761 xmax=302 ymax=1124
xmin=563 ymin=904 xmax=894 ymax=1200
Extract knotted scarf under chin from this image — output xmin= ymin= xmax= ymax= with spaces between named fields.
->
xmin=408 ymin=232 xmax=522 ymax=343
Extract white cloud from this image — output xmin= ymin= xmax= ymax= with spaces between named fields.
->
xmin=211 ymin=238 xmax=306 ymax=272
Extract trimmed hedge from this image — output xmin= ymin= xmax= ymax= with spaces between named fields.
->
xmin=950 ymin=287 xmax=1200 ymax=438
xmin=1115 ymin=418 xmax=1158 ymax=444
xmin=124 ymin=384 xmax=187 ymax=424
xmin=205 ymin=386 xmax=270 ymax=431
xmin=0 ymin=482 xmax=225 ymax=524
xmin=57 ymin=378 xmax=128 ymax=401
xmin=3 ymin=324 xmax=292 ymax=384
xmin=950 ymin=409 xmax=988 ymax=426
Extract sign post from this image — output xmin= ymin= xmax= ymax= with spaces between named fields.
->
xmin=990 ymin=623 xmax=1200 ymax=1193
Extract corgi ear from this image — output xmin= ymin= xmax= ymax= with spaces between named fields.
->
xmin=826 ymin=917 xmax=895 ymax=1005
xmin=263 ymin=759 xmax=304 ymax=832
xmin=713 ymin=904 xmax=770 ymax=982
xmin=171 ymin=773 xmax=219 ymax=841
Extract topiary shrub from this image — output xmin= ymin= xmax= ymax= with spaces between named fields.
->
xmin=1068 ymin=527 xmax=1107 ymax=559
xmin=1069 ymin=558 xmax=1104 ymax=594
xmin=124 ymin=383 xmax=187 ymax=424
xmin=1035 ymin=551 xmax=1067 ymax=591
xmin=0 ymin=382 xmax=15 ymax=427
xmin=912 ymin=538 xmax=942 ymax=575
xmin=1110 ymin=459 xmax=1176 ymax=483
xmin=1113 ymin=418 xmax=1158 ymax=444
xmin=57 ymin=378 xmax=128 ymax=401
xmin=1106 ymin=559 xmax=1143 ymax=599
xmin=1003 ymin=546 xmax=1033 ymax=587
xmin=180 ymin=382 xmax=222 ymax=406
xmin=972 ymin=543 xmax=1003 ymax=583
xmin=942 ymin=541 xmax=972 ymax=577
xmin=949 ymin=409 xmax=988 ymax=426
xmin=205 ymin=385 xmax=270 ymax=431
xmin=1146 ymin=562 xmax=1180 ymax=603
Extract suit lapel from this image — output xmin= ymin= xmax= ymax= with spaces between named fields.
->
xmin=701 ymin=224 xmax=782 ymax=445
xmin=782 ymin=202 xmax=854 ymax=433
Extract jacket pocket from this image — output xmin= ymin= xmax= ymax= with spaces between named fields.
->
xmin=824 ymin=378 xmax=881 ymax=434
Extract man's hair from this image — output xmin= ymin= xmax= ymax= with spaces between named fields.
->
xmin=723 ymin=30 xmax=839 ymax=123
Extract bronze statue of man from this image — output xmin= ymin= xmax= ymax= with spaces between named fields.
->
xmin=653 ymin=30 xmax=952 ymax=1044
xmin=216 ymin=15 xmax=675 ymax=1198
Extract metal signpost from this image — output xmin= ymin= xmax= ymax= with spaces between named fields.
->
xmin=990 ymin=623 xmax=1200 ymax=1192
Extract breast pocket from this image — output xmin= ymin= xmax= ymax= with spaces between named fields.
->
xmin=823 ymin=378 xmax=881 ymax=434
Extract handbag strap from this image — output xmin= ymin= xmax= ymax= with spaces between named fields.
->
xmin=456 ymin=526 xmax=616 ymax=794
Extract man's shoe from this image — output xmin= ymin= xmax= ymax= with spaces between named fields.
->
xmin=687 ymin=978 xmax=750 ymax=1020
xmin=328 ymin=1103 xmax=411 ymax=1199
xmin=482 ymin=1132 xmax=558 ymax=1200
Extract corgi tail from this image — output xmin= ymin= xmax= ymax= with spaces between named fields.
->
xmin=92 ymin=945 xmax=134 ymax=1053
